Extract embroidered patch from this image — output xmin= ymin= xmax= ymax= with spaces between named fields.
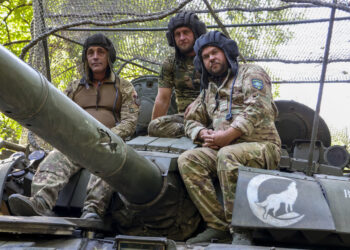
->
xmin=252 ymin=79 xmax=264 ymax=90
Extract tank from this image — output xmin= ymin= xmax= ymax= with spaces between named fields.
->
xmin=0 ymin=44 xmax=350 ymax=249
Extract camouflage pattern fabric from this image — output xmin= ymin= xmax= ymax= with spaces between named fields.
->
xmin=83 ymin=174 xmax=113 ymax=216
xmin=185 ymin=64 xmax=281 ymax=147
xmin=148 ymin=114 xmax=184 ymax=138
xmin=150 ymin=53 xmax=200 ymax=138
xmin=65 ymin=72 xmax=139 ymax=140
xmin=31 ymin=72 xmax=138 ymax=215
xmin=158 ymin=53 xmax=201 ymax=113
xmin=179 ymin=64 xmax=281 ymax=230
xmin=31 ymin=150 xmax=81 ymax=209
xmin=178 ymin=142 xmax=280 ymax=231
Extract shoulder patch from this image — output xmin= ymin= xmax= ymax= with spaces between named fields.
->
xmin=252 ymin=79 xmax=264 ymax=90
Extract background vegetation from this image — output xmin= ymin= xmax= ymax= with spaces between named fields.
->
xmin=0 ymin=0 xmax=32 ymax=143
xmin=0 ymin=0 xmax=348 ymax=151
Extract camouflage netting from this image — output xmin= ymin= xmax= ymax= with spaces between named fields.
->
xmin=24 ymin=0 xmax=350 ymax=87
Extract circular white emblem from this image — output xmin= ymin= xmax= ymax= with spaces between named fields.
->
xmin=247 ymin=174 xmax=304 ymax=227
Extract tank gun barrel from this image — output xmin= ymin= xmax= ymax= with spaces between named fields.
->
xmin=0 ymin=45 xmax=163 ymax=204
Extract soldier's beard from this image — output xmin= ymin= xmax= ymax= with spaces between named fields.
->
xmin=209 ymin=70 xmax=229 ymax=86
xmin=177 ymin=41 xmax=195 ymax=56
xmin=207 ymin=62 xmax=228 ymax=77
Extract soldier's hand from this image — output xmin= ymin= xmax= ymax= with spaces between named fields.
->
xmin=198 ymin=129 xmax=214 ymax=142
xmin=202 ymin=130 xmax=228 ymax=148
xmin=202 ymin=129 xmax=220 ymax=149
xmin=203 ymin=128 xmax=242 ymax=148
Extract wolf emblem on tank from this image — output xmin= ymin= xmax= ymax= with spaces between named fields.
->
xmin=256 ymin=182 xmax=297 ymax=219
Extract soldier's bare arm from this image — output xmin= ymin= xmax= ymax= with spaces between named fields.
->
xmin=151 ymin=87 xmax=172 ymax=119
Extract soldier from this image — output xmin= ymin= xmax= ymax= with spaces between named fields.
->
xmin=148 ymin=11 xmax=206 ymax=138
xmin=8 ymin=33 xmax=139 ymax=219
xmin=178 ymin=31 xmax=281 ymax=244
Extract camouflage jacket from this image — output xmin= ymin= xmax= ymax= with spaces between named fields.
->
xmin=185 ymin=64 xmax=281 ymax=147
xmin=64 ymin=72 xmax=139 ymax=140
xmin=158 ymin=53 xmax=201 ymax=113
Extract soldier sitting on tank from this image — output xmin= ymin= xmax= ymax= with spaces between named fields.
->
xmin=8 ymin=33 xmax=139 ymax=220
xmin=147 ymin=12 xmax=206 ymax=138
xmin=178 ymin=31 xmax=282 ymax=244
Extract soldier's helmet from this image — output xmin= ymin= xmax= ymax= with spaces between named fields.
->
xmin=81 ymin=33 xmax=117 ymax=80
xmin=193 ymin=31 xmax=240 ymax=89
xmin=166 ymin=12 xmax=207 ymax=56
xmin=82 ymin=33 xmax=117 ymax=64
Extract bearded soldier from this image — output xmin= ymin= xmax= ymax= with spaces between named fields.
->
xmin=8 ymin=33 xmax=139 ymax=219
xmin=148 ymin=12 xmax=206 ymax=138
xmin=178 ymin=31 xmax=281 ymax=244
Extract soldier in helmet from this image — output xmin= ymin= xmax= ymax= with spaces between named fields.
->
xmin=8 ymin=33 xmax=139 ymax=219
xmin=178 ymin=31 xmax=281 ymax=244
xmin=148 ymin=11 xmax=206 ymax=138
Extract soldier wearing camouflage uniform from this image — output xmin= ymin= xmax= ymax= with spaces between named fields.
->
xmin=148 ymin=12 xmax=206 ymax=138
xmin=178 ymin=31 xmax=281 ymax=244
xmin=8 ymin=33 xmax=139 ymax=219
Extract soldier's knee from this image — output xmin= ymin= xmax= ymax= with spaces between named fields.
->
xmin=37 ymin=149 xmax=75 ymax=175
xmin=218 ymin=146 xmax=239 ymax=160
xmin=148 ymin=119 xmax=160 ymax=136
xmin=217 ymin=146 xmax=242 ymax=171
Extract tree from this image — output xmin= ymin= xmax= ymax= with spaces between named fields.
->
xmin=0 ymin=0 xmax=33 ymax=143
xmin=0 ymin=0 xmax=304 ymax=143
xmin=0 ymin=0 xmax=32 ymax=56
xmin=330 ymin=126 xmax=350 ymax=149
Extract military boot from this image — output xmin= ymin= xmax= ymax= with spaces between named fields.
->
xmin=186 ymin=227 xmax=232 ymax=245
xmin=80 ymin=210 xmax=101 ymax=220
xmin=8 ymin=194 xmax=54 ymax=216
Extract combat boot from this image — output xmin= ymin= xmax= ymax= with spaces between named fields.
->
xmin=8 ymin=194 xmax=54 ymax=216
xmin=80 ymin=210 xmax=101 ymax=220
xmin=186 ymin=227 xmax=232 ymax=245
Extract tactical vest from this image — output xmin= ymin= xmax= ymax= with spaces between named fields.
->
xmin=73 ymin=78 xmax=122 ymax=129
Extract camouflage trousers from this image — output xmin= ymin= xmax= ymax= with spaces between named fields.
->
xmin=148 ymin=114 xmax=185 ymax=138
xmin=178 ymin=142 xmax=280 ymax=231
xmin=32 ymin=150 xmax=113 ymax=217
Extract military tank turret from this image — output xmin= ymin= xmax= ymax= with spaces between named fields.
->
xmin=0 ymin=44 xmax=350 ymax=249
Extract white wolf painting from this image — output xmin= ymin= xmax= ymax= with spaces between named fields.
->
xmin=255 ymin=182 xmax=298 ymax=219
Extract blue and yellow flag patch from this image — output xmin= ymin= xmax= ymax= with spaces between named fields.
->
xmin=252 ymin=79 xmax=264 ymax=90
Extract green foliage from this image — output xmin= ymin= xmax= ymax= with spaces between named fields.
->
xmin=0 ymin=0 xmax=32 ymax=143
xmin=0 ymin=113 xmax=22 ymax=143
xmin=116 ymin=62 xmax=157 ymax=82
xmin=49 ymin=34 xmax=81 ymax=90
xmin=272 ymin=83 xmax=280 ymax=99
xmin=0 ymin=0 xmax=301 ymax=143
xmin=330 ymin=126 xmax=350 ymax=149
xmin=0 ymin=0 xmax=32 ymax=56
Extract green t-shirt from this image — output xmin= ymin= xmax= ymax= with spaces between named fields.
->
xmin=158 ymin=53 xmax=201 ymax=113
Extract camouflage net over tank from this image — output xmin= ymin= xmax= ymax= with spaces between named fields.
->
xmin=24 ymin=0 xmax=350 ymax=87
